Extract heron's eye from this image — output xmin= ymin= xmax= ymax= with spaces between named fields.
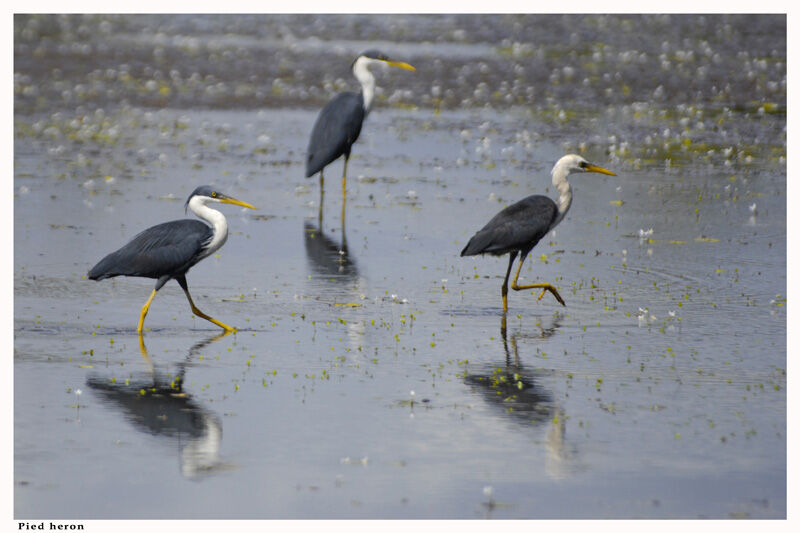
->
xmin=579 ymin=161 xmax=587 ymax=168
xmin=211 ymin=192 xmax=217 ymax=198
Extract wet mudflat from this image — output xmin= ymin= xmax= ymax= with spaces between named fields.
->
xmin=14 ymin=14 xmax=785 ymax=519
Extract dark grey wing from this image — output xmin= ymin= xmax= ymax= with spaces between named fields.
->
xmin=88 ymin=220 xmax=212 ymax=281
xmin=461 ymin=195 xmax=558 ymax=257
xmin=305 ymin=91 xmax=365 ymax=177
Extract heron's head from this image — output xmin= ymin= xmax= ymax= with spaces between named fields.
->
xmin=552 ymin=154 xmax=616 ymax=180
xmin=353 ymin=50 xmax=416 ymax=72
xmin=185 ymin=185 xmax=257 ymax=214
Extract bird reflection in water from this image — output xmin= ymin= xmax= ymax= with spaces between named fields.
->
xmin=464 ymin=314 xmax=557 ymax=427
xmin=464 ymin=313 xmax=582 ymax=482
xmin=303 ymin=219 xmax=357 ymax=282
xmin=303 ymin=217 xmax=370 ymax=352
xmin=86 ymin=333 xmax=232 ymax=479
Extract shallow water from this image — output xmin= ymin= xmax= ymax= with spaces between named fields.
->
xmin=14 ymin=14 xmax=785 ymax=519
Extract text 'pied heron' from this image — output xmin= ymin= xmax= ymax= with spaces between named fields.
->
xmin=461 ymin=154 xmax=616 ymax=312
xmin=88 ymin=186 xmax=256 ymax=334
xmin=305 ymin=50 xmax=416 ymax=199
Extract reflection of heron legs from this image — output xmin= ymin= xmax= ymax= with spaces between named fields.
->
xmin=138 ymin=289 xmax=158 ymax=334
xmin=500 ymin=313 xmax=509 ymax=363
xmin=510 ymin=253 xmax=566 ymax=307
xmin=509 ymin=333 xmax=520 ymax=366
xmin=137 ymin=332 xmax=154 ymax=369
xmin=340 ymin=221 xmax=349 ymax=256
xmin=176 ymin=276 xmax=236 ymax=332
xmin=499 ymin=314 xmax=521 ymax=367
xmin=501 ymin=252 xmax=518 ymax=313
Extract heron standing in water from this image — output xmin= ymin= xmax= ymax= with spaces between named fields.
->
xmin=305 ymin=50 xmax=416 ymax=211
xmin=88 ymin=186 xmax=256 ymax=334
xmin=461 ymin=154 xmax=616 ymax=312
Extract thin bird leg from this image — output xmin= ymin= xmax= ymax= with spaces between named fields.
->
xmin=137 ymin=289 xmax=158 ymax=334
xmin=341 ymin=190 xmax=347 ymax=236
xmin=341 ymin=155 xmax=349 ymax=232
xmin=176 ymin=276 xmax=236 ymax=332
xmin=342 ymin=154 xmax=349 ymax=199
xmin=501 ymin=251 xmax=518 ymax=313
xmin=510 ymin=253 xmax=566 ymax=306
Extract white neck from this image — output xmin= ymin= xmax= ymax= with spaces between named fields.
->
xmin=551 ymin=166 xmax=573 ymax=228
xmin=188 ymin=196 xmax=228 ymax=258
xmin=353 ymin=56 xmax=377 ymax=113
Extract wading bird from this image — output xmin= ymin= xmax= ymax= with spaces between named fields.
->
xmin=460 ymin=154 xmax=616 ymax=312
xmin=305 ymin=50 xmax=415 ymax=202
xmin=88 ymin=186 xmax=256 ymax=334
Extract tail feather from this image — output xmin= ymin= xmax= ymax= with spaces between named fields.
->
xmin=460 ymin=230 xmax=492 ymax=257
xmin=87 ymin=252 xmax=121 ymax=280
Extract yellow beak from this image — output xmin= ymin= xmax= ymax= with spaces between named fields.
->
xmin=221 ymin=197 xmax=257 ymax=210
xmin=585 ymin=164 xmax=616 ymax=176
xmin=385 ymin=60 xmax=416 ymax=72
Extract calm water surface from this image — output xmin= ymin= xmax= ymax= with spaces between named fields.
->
xmin=14 ymin=14 xmax=785 ymax=519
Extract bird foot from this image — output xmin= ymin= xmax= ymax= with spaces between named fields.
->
xmin=532 ymin=285 xmax=566 ymax=306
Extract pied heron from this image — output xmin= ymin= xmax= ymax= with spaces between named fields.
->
xmin=461 ymin=154 xmax=616 ymax=312
xmin=88 ymin=185 xmax=256 ymax=334
xmin=305 ymin=50 xmax=415 ymax=199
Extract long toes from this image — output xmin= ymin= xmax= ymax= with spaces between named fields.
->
xmin=552 ymin=290 xmax=566 ymax=306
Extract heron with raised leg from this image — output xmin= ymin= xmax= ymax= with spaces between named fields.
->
xmin=305 ymin=50 xmax=415 ymax=216
xmin=461 ymin=154 xmax=616 ymax=312
xmin=88 ymin=185 xmax=256 ymax=334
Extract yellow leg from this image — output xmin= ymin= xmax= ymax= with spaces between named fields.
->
xmin=181 ymin=285 xmax=236 ymax=332
xmin=137 ymin=289 xmax=158 ymax=334
xmin=341 ymin=191 xmax=347 ymax=235
xmin=342 ymin=156 xmax=348 ymax=199
xmin=510 ymin=255 xmax=566 ymax=306
xmin=340 ymin=157 xmax=349 ymax=233
xmin=501 ymin=252 xmax=517 ymax=313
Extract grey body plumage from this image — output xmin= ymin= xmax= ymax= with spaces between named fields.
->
xmin=306 ymin=91 xmax=365 ymax=178
xmin=87 ymin=185 xmax=256 ymax=334
xmin=461 ymin=195 xmax=558 ymax=257
xmin=89 ymin=219 xmax=212 ymax=291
